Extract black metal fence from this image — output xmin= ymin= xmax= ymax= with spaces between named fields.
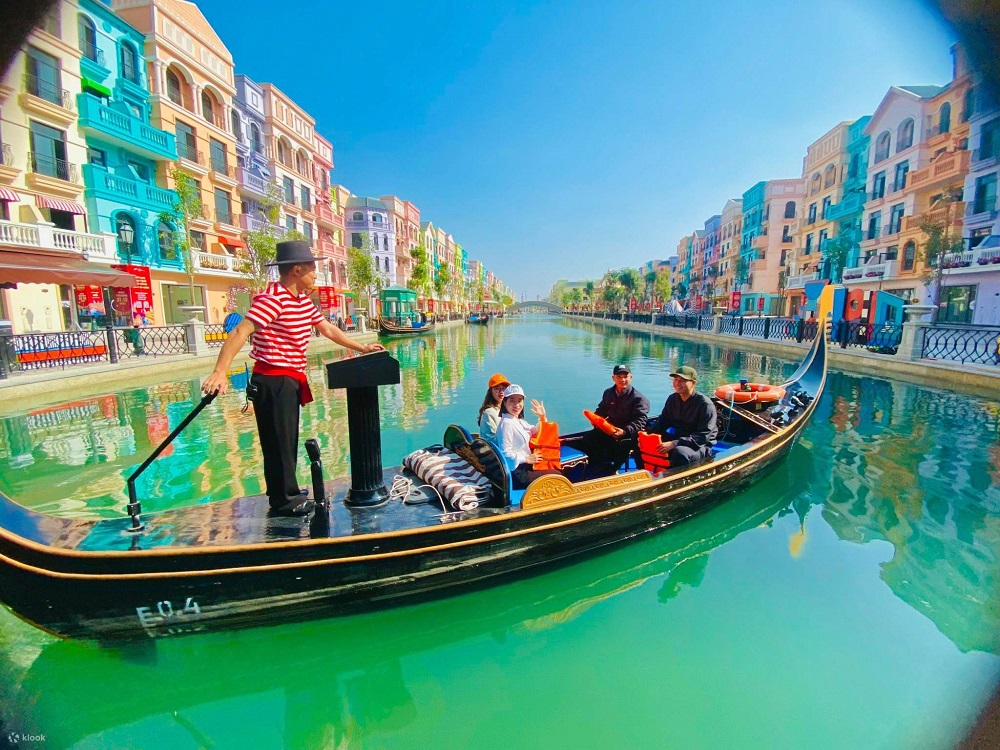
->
xmin=922 ymin=325 xmax=1000 ymax=365
xmin=113 ymin=326 xmax=190 ymax=359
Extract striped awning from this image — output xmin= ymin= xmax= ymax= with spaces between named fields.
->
xmin=36 ymin=196 xmax=86 ymax=215
xmin=0 ymin=187 xmax=19 ymax=203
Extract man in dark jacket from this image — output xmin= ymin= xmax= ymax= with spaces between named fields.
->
xmin=576 ymin=364 xmax=649 ymax=477
xmin=649 ymin=365 xmax=717 ymax=467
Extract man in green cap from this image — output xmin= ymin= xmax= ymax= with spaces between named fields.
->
xmin=648 ymin=364 xmax=717 ymax=467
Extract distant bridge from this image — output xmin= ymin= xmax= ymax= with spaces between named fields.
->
xmin=508 ymin=300 xmax=563 ymax=313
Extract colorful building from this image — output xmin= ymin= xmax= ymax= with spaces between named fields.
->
xmin=716 ymin=198 xmax=742 ymax=310
xmin=824 ymin=115 xmax=872 ymax=274
xmin=740 ymin=178 xmax=804 ymax=315
xmin=346 ymin=196 xmax=396 ymax=310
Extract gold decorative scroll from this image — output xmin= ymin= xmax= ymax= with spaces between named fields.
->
xmin=522 ymin=471 xmax=653 ymax=510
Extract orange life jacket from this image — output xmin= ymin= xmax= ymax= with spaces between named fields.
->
xmin=637 ymin=431 xmax=670 ymax=473
xmin=530 ymin=420 xmax=562 ymax=471
xmin=583 ymin=410 xmax=618 ymax=435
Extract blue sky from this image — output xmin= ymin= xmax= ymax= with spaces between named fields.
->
xmin=196 ymin=0 xmax=956 ymax=299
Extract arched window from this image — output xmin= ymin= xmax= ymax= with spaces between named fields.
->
xmin=78 ymin=15 xmax=98 ymax=63
xmin=201 ymin=90 xmax=215 ymax=123
xmin=939 ymin=102 xmax=951 ymax=134
xmin=115 ymin=214 xmax=139 ymax=260
xmin=296 ymin=152 xmax=305 ymax=174
xmin=166 ymin=68 xmax=182 ymax=105
xmin=963 ymin=87 xmax=975 ymax=122
xmin=277 ymin=139 xmax=287 ymax=165
xmin=352 ymin=212 xmax=363 ymax=221
xmin=824 ymin=164 xmax=837 ymax=189
xmin=897 ymin=118 xmax=914 ymax=151
xmin=373 ymin=214 xmax=383 ymax=224
xmin=383 ymin=235 xmax=389 ymax=251
xmin=230 ymin=109 xmax=242 ymax=141
xmin=810 ymin=173 xmax=821 ymax=194
xmin=784 ymin=201 xmax=796 ymax=219
xmin=875 ymin=131 xmax=891 ymax=162
xmin=250 ymin=123 xmax=262 ymax=153
xmin=902 ymin=241 xmax=916 ymax=272
xmin=120 ymin=42 xmax=139 ymax=84
xmin=157 ymin=221 xmax=176 ymax=261
xmin=384 ymin=257 xmax=390 ymax=272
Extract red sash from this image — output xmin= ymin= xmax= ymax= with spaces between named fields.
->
xmin=253 ymin=361 xmax=314 ymax=406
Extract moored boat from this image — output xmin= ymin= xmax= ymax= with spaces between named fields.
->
xmin=468 ymin=312 xmax=489 ymax=325
xmin=0 ymin=287 xmax=835 ymax=642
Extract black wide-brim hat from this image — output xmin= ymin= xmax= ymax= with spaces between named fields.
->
xmin=268 ymin=240 xmax=322 ymax=266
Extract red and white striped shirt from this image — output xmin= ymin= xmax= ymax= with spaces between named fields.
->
xmin=244 ymin=282 xmax=323 ymax=372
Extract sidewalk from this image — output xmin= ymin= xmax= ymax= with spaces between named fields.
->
xmin=566 ymin=315 xmax=1000 ymax=398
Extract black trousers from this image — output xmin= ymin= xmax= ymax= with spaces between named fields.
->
xmin=574 ymin=429 xmax=634 ymax=477
xmin=251 ymin=372 xmax=302 ymax=508
xmin=512 ymin=464 xmax=561 ymax=490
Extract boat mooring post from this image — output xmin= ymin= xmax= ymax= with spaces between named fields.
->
xmin=325 ymin=351 xmax=401 ymax=507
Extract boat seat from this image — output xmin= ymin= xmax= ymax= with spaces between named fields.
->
xmin=451 ymin=437 xmax=514 ymax=509
xmin=711 ymin=441 xmax=738 ymax=454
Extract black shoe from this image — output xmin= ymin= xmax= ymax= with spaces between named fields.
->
xmin=269 ymin=497 xmax=316 ymax=517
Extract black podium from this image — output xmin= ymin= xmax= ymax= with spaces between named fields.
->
xmin=326 ymin=350 xmax=401 ymax=506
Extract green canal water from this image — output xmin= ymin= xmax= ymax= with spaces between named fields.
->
xmin=0 ymin=317 xmax=999 ymax=748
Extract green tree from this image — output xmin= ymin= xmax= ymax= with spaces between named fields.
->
xmin=820 ymin=234 xmax=851 ymax=284
xmin=584 ymin=280 xmax=595 ymax=310
xmin=409 ymin=244 xmax=431 ymax=303
xmin=569 ymin=288 xmax=583 ymax=310
xmin=617 ymin=268 xmax=641 ymax=307
xmin=643 ymin=271 xmax=658 ymax=306
xmin=602 ymin=270 xmax=624 ymax=311
xmin=241 ymin=180 xmax=283 ymax=292
xmin=919 ymin=185 xmax=965 ymax=312
xmin=733 ymin=255 xmax=750 ymax=287
xmin=159 ymin=168 xmax=203 ymax=306
xmin=347 ymin=231 xmax=382 ymax=314
xmin=654 ymin=273 xmax=672 ymax=305
xmin=435 ymin=262 xmax=451 ymax=302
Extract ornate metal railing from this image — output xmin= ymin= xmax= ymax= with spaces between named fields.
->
xmin=0 ymin=330 xmax=110 ymax=374
xmin=830 ymin=319 xmax=903 ymax=354
xmin=205 ymin=324 xmax=228 ymax=348
xmin=113 ymin=326 xmax=188 ymax=359
xmin=922 ymin=325 xmax=1000 ymax=366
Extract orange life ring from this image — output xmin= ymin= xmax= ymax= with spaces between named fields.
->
xmin=583 ymin=410 xmax=618 ymax=435
xmin=637 ymin=431 xmax=670 ymax=472
xmin=529 ymin=420 xmax=562 ymax=471
xmin=714 ymin=383 xmax=786 ymax=404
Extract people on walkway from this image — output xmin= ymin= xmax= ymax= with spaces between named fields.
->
xmin=575 ymin=364 xmax=650 ymax=477
xmin=496 ymin=384 xmax=561 ymax=490
xmin=202 ymin=240 xmax=385 ymax=516
xmin=648 ymin=365 xmax=717 ymax=467
xmin=477 ymin=372 xmax=510 ymax=443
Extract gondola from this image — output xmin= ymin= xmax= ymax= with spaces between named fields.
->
xmin=467 ymin=312 xmax=489 ymax=325
xmin=376 ymin=315 xmax=436 ymax=337
xmin=0 ymin=287 xmax=835 ymax=642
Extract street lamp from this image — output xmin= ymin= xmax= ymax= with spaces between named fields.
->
xmin=116 ymin=217 xmax=135 ymax=261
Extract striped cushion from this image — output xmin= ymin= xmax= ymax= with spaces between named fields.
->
xmin=403 ymin=448 xmax=492 ymax=511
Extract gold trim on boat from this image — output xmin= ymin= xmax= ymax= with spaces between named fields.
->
xmin=523 ymin=471 xmax=653 ymax=510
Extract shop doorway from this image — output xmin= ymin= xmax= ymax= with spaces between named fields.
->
xmin=163 ymin=283 xmax=206 ymax=324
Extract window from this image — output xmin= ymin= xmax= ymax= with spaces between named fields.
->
xmin=214 ymin=188 xmax=232 ymax=225
xmin=939 ymin=285 xmax=976 ymax=324
xmin=300 ymin=185 xmax=311 ymax=211
xmin=209 ymin=138 xmax=227 ymax=174
xmin=805 ymin=234 xmax=813 ymax=255
xmin=295 ymin=151 xmax=306 ymax=175
xmin=973 ymin=173 xmax=997 ymax=215
xmin=190 ymin=230 xmax=206 ymax=251
xmin=897 ymin=119 xmax=914 ymax=152
xmin=939 ymin=102 xmax=951 ymax=134
xmin=230 ymin=110 xmax=242 ymax=141
xmin=285 ymin=215 xmax=297 ymax=232
xmin=351 ymin=233 xmax=363 ymax=248
xmin=824 ymin=164 xmax=836 ymax=189
xmin=283 ymin=176 xmax=294 ymax=204
xmin=250 ymin=123 xmax=262 ymax=154
xmin=872 ymin=171 xmax=886 ymax=199
xmin=888 ymin=203 xmax=904 ymax=234
xmin=303 ymin=222 xmax=313 ymax=243
xmin=810 ymin=173 xmax=821 ymax=195
xmin=867 ymin=211 xmax=881 ymax=240
xmin=77 ymin=15 xmax=99 ymax=64
xmin=979 ymin=119 xmax=998 ymax=161
xmin=127 ymin=160 xmax=150 ymax=182
xmin=25 ymin=46 xmax=62 ymax=106
xmin=384 ymin=235 xmax=389 ymax=251
xmin=166 ymin=68 xmax=182 ymax=105
xmin=782 ymin=226 xmax=792 ymax=242
xmin=373 ymin=213 xmax=383 ymax=224
xmin=784 ymin=201 xmax=796 ymax=219
xmin=352 ymin=212 xmax=363 ymax=221
xmin=28 ymin=120 xmax=70 ymax=180
xmin=884 ymin=245 xmax=898 ymax=261
xmin=115 ymin=214 xmax=138 ymax=260
xmin=384 ymin=257 xmax=390 ymax=273
xmin=201 ymin=90 xmax=215 ymax=123
xmin=87 ymin=147 xmax=106 ymax=168
xmin=120 ymin=43 xmax=139 ymax=84
xmin=158 ymin=221 xmax=176 ymax=260
xmin=807 ymin=203 xmax=817 ymax=224
xmin=971 ymin=228 xmax=991 ymax=247
xmin=848 ymin=153 xmax=860 ymax=179
xmin=175 ymin=121 xmax=197 ymax=161
xmin=874 ymin=131 xmax=891 ymax=163
xmin=893 ymin=161 xmax=909 ymax=192
xmin=821 ymin=197 xmax=832 ymax=220
xmin=818 ymin=229 xmax=828 ymax=249
xmin=277 ymin=140 xmax=287 ymax=165
xmin=963 ymin=88 xmax=975 ymax=122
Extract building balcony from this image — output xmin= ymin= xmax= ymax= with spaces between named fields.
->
xmin=82 ymin=164 xmax=177 ymax=213
xmin=784 ymin=271 xmax=819 ymax=289
xmin=191 ymin=250 xmax=250 ymax=277
xmin=939 ymin=245 xmax=1000 ymax=272
xmin=0 ymin=219 xmax=117 ymax=262
xmin=965 ymin=198 xmax=998 ymax=226
xmin=77 ymin=93 xmax=177 ymax=162
xmin=841 ymin=259 xmax=899 ymax=283
xmin=0 ymin=143 xmax=17 ymax=183
xmin=824 ymin=192 xmax=867 ymax=222
xmin=909 ymin=150 xmax=971 ymax=191
xmin=315 ymin=201 xmax=337 ymax=227
xmin=26 ymin=153 xmax=80 ymax=198
xmin=239 ymin=213 xmax=286 ymax=236
xmin=209 ymin=161 xmax=238 ymax=187
xmin=971 ymin=148 xmax=999 ymax=169
xmin=751 ymin=234 xmax=768 ymax=250
xmin=176 ymin=143 xmax=207 ymax=175
xmin=237 ymin=167 xmax=267 ymax=197
xmin=20 ymin=74 xmax=75 ymax=126
xmin=317 ymin=238 xmax=337 ymax=257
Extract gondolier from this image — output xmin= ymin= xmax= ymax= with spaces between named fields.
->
xmin=202 ymin=240 xmax=384 ymax=516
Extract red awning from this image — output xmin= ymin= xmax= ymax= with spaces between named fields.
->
xmin=219 ymin=235 xmax=243 ymax=248
xmin=36 ymin=196 xmax=86 ymax=215
xmin=0 ymin=188 xmax=19 ymax=203
xmin=0 ymin=251 xmax=137 ymax=286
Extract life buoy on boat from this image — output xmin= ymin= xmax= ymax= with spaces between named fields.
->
xmin=637 ymin=431 xmax=670 ymax=472
xmin=714 ymin=383 xmax=786 ymax=404
xmin=583 ymin=410 xmax=618 ymax=435
xmin=530 ymin=420 xmax=562 ymax=471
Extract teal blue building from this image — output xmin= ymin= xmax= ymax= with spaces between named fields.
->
xmin=76 ymin=0 xmax=178 ymax=277
xmin=740 ymin=181 xmax=767 ymax=313
xmin=824 ymin=115 xmax=872 ymax=274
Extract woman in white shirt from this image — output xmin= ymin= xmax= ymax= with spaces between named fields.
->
xmin=495 ymin=384 xmax=561 ymax=489
xmin=477 ymin=372 xmax=509 ymax=443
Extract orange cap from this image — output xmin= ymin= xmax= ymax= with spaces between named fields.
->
xmin=488 ymin=373 xmax=510 ymax=389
